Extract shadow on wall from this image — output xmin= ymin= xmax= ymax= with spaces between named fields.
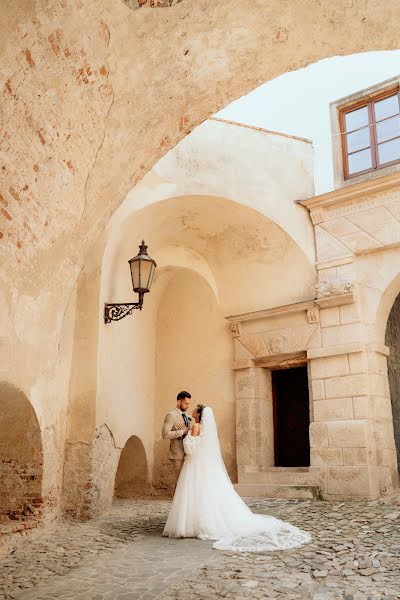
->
xmin=114 ymin=436 xmax=149 ymax=498
xmin=0 ymin=382 xmax=43 ymax=527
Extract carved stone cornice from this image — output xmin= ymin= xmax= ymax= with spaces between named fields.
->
xmin=315 ymin=293 xmax=355 ymax=308
xmin=226 ymin=300 xmax=316 ymax=325
xmin=299 ymin=172 xmax=400 ymax=214
xmin=315 ymin=279 xmax=355 ymax=308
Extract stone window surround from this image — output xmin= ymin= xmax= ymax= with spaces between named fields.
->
xmin=330 ymin=76 xmax=400 ymax=190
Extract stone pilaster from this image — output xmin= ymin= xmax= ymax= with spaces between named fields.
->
xmin=235 ymin=367 xmax=273 ymax=483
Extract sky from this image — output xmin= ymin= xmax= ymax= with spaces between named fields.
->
xmin=216 ymin=51 xmax=400 ymax=195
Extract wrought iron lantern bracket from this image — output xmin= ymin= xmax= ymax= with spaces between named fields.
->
xmin=104 ymin=295 xmax=144 ymax=324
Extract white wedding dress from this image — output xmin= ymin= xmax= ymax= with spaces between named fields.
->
xmin=163 ymin=407 xmax=311 ymax=552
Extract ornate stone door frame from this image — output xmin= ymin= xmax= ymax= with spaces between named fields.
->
xmin=227 ymin=301 xmax=320 ymax=488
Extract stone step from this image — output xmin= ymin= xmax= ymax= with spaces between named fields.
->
xmin=246 ymin=467 xmax=313 ymax=486
xmin=235 ymin=483 xmax=321 ymax=501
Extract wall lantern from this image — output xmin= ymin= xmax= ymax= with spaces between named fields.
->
xmin=104 ymin=241 xmax=157 ymax=323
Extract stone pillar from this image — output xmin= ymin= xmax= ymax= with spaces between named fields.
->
xmin=62 ymin=251 xmax=102 ymax=520
xmin=235 ymin=367 xmax=274 ymax=484
xmin=308 ymin=295 xmax=398 ymax=499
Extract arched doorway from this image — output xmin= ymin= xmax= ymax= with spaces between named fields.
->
xmin=385 ymin=295 xmax=400 ymax=470
xmin=114 ymin=436 xmax=148 ymax=498
xmin=0 ymin=382 xmax=43 ymax=524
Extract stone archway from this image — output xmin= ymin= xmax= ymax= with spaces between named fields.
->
xmin=0 ymin=382 xmax=43 ymax=525
xmin=114 ymin=436 xmax=149 ymax=498
xmin=385 ymin=294 xmax=400 ymax=471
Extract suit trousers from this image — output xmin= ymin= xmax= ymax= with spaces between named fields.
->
xmin=170 ymin=458 xmax=184 ymax=489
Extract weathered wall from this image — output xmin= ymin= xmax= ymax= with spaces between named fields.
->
xmin=0 ymin=383 xmax=43 ymax=523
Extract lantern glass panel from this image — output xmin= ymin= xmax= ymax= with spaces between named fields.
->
xmin=130 ymin=259 xmax=140 ymax=291
xmin=148 ymin=262 xmax=156 ymax=290
xmin=139 ymin=259 xmax=153 ymax=292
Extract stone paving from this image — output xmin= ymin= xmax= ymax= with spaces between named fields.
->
xmin=0 ymin=496 xmax=399 ymax=599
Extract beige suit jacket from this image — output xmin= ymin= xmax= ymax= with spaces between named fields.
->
xmin=162 ymin=408 xmax=193 ymax=460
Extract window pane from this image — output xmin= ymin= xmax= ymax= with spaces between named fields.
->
xmin=374 ymin=94 xmax=399 ymax=121
xmin=377 ymin=138 xmax=400 ymax=165
xmin=376 ymin=115 xmax=400 ymax=143
xmin=346 ymin=126 xmax=370 ymax=152
xmin=348 ymin=148 xmax=372 ymax=175
xmin=345 ymin=106 xmax=369 ymax=132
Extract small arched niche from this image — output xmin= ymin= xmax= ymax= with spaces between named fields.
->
xmin=0 ymin=382 xmax=43 ymax=524
xmin=114 ymin=436 xmax=148 ymax=498
xmin=385 ymin=294 xmax=400 ymax=471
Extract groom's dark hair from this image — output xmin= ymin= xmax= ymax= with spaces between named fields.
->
xmin=177 ymin=391 xmax=191 ymax=401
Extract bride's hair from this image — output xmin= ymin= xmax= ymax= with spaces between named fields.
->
xmin=196 ymin=404 xmax=205 ymax=421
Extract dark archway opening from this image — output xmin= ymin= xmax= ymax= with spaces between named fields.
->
xmin=385 ymin=294 xmax=400 ymax=470
xmin=114 ymin=436 xmax=148 ymax=498
xmin=0 ymin=382 xmax=43 ymax=529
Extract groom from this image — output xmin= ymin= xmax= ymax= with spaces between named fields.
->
xmin=162 ymin=391 xmax=193 ymax=485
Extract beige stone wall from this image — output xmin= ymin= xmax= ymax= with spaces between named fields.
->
xmin=302 ymin=174 xmax=400 ymax=499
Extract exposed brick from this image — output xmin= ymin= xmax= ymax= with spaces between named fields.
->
xmin=1 ymin=208 xmax=12 ymax=221
xmin=48 ymin=32 xmax=60 ymax=56
xmin=37 ymin=130 xmax=46 ymax=145
xmin=24 ymin=49 xmax=35 ymax=68
xmin=9 ymin=187 xmax=20 ymax=202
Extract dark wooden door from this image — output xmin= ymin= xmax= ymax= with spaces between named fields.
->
xmin=272 ymin=366 xmax=310 ymax=467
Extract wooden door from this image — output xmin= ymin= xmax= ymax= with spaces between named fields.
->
xmin=272 ymin=366 xmax=310 ymax=467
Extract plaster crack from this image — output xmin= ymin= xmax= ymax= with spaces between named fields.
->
xmin=81 ymin=54 xmax=114 ymax=222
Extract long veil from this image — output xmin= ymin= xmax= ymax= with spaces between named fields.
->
xmin=177 ymin=407 xmax=311 ymax=552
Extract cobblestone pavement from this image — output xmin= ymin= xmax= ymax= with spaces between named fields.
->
xmin=0 ymin=496 xmax=399 ymax=599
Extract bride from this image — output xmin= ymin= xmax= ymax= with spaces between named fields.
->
xmin=163 ymin=405 xmax=311 ymax=552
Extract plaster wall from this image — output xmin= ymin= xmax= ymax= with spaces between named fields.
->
xmin=153 ymin=268 xmax=234 ymax=491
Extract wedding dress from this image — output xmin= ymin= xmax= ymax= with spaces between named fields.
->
xmin=163 ymin=407 xmax=311 ymax=552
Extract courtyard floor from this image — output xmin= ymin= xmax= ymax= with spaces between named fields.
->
xmin=0 ymin=496 xmax=399 ymax=600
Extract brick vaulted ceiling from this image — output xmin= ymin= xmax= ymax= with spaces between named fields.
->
xmin=0 ymin=0 xmax=399 ymax=302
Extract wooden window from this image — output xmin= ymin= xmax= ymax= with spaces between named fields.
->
xmin=339 ymin=86 xmax=400 ymax=179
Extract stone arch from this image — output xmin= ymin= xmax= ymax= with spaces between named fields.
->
xmin=385 ymin=294 xmax=400 ymax=471
xmin=65 ymin=188 xmax=317 ymax=516
xmin=114 ymin=436 xmax=149 ymax=498
xmin=374 ymin=271 xmax=400 ymax=345
xmin=0 ymin=382 xmax=43 ymax=525
xmin=102 ymin=194 xmax=316 ymax=317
